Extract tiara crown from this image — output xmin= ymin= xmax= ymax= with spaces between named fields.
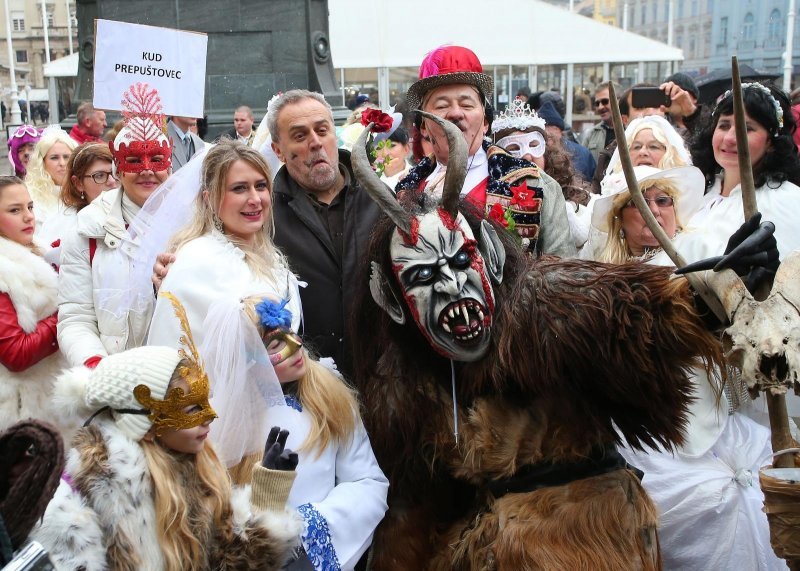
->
xmin=491 ymin=97 xmax=546 ymax=134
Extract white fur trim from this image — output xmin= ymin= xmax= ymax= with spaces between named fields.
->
xmin=0 ymin=236 xmax=58 ymax=332
xmin=231 ymin=486 xmax=302 ymax=552
xmin=51 ymin=365 xmax=94 ymax=428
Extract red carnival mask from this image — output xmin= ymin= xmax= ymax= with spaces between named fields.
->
xmin=112 ymin=138 xmax=173 ymax=174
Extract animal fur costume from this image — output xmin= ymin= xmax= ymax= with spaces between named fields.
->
xmin=349 ymin=114 xmax=725 ymax=570
xmin=33 ymin=419 xmax=300 ymax=570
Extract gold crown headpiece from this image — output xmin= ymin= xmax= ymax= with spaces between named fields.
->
xmin=134 ymin=292 xmax=217 ymax=435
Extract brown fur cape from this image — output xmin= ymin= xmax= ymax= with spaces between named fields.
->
xmin=351 ymin=209 xmax=724 ymax=570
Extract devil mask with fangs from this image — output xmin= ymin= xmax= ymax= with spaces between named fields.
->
xmin=353 ymin=112 xmax=505 ymax=362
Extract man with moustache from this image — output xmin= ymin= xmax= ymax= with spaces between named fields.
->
xmin=267 ymin=90 xmax=381 ymax=376
xmin=582 ymin=81 xmax=620 ymax=164
xmin=396 ymin=45 xmax=575 ymax=257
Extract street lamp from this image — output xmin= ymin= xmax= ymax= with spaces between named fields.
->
xmin=24 ymin=84 xmax=31 ymax=124
xmin=3 ymin=0 xmax=22 ymax=124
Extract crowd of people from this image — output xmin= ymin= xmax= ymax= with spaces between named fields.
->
xmin=1 ymin=42 xmax=800 ymax=570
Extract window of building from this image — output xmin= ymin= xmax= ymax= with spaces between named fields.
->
xmin=11 ymin=11 xmax=25 ymax=32
xmin=652 ymin=0 xmax=658 ymax=22
xmin=664 ymin=0 xmax=669 ymax=22
xmin=689 ymin=37 xmax=696 ymax=56
xmin=641 ymin=1 xmax=646 ymax=25
xmin=768 ymin=9 xmax=782 ymax=40
xmin=720 ymin=16 xmax=728 ymax=45
xmin=47 ymin=12 xmax=54 ymax=28
xmin=15 ymin=50 xmax=27 ymax=63
xmin=691 ymin=0 xmax=698 ymax=16
xmin=707 ymin=0 xmax=714 ymax=11
xmin=743 ymin=12 xmax=754 ymax=40
xmin=677 ymin=0 xmax=684 ymax=19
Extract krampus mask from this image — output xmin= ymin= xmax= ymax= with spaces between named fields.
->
xmin=352 ymin=112 xmax=505 ymax=362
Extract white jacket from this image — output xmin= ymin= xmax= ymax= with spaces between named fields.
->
xmin=0 ymin=237 xmax=66 ymax=432
xmin=148 ymin=231 xmax=302 ymax=349
xmin=57 ymin=187 xmax=153 ymax=366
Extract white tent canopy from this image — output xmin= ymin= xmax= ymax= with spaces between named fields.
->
xmin=329 ymin=0 xmax=682 ymax=68
xmin=44 ymin=53 xmax=79 ymax=78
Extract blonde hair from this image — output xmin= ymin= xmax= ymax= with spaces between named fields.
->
xmin=168 ymin=139 xmax=287 ymax=281
xmin=141 ymin=362 xmax=233 ymax=571
xmin=24 ymin=129 xmax=77 ymax=212
xmin=242 ymin=296 xmax=360 ymax=458
xmin=626 ymin=123 xmax=686 ymax=171
xmin=597 ymin=178 xmax=682 ymax=264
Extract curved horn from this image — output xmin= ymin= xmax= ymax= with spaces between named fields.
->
xmin=351 ymin=123 xmax=412 ymax=234
xmin=416 ymin=110 xmax=468 ymax=217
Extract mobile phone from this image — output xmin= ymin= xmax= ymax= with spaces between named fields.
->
xmin=631 ymin=87 xmax=670 ymax=109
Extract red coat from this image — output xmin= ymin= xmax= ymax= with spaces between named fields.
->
xmin=0 ymin=292 xmax=58 ymax=372
xmin=69 ymin=124 xmax=102 ymax=145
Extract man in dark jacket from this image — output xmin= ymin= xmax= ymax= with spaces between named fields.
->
xmin=267 ymin=90 xmax=381 ymax=377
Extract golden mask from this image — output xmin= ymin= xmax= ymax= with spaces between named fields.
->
xmin=264 ymin=329 xmax=303 ymax=365
xmin=134 ymin=292 xmax=217 ymax=435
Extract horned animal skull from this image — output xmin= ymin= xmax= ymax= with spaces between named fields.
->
xmin=708 ymin=251 xmax=800 ymax=397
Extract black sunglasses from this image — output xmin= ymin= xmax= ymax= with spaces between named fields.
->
xmin=594 ymin=98 xmax=611 ymax=107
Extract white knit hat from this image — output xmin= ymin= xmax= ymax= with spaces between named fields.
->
xmin=85 ymin=346 xmax=183 ymax=441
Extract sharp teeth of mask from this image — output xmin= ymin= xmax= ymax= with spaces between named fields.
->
xmin=461 ymin=303 xmax=469 ymax=323
xmin=449 ymin=308 xmax=456 ymax=319
xmin=477 ymin=308 xmax=484 ymax=321
xmin=443 ymin=322 xmax=451 ymax=333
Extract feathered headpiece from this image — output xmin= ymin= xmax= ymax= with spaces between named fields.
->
xmin=134 ymin=292 xmax=217 ymax=435
xmin=111 ymin=82 xmax=173 ymax=174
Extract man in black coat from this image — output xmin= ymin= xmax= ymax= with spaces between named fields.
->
xmin=268 ymin=90 xmax=381 ymax=377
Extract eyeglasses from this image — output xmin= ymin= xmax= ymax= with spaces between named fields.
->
xmin=83 ymin=171 xmax=116 ymax=184
xmin=624 ymin=195 xmax=674 ymax=209
xmin=594 ymin=98 xmax=611 ymax=107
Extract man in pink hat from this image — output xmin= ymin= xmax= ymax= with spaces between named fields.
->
xmin=397 ymin=45 xmax=575 ymax=257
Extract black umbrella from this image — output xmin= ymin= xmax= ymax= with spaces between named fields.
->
xmin=694 ymin=64 xmax=781 ymax=104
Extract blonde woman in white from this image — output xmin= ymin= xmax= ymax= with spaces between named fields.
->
xmin=24 ymin=126 xmax=77 ymax=242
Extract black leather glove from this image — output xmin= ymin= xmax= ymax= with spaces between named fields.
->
xmin=261 ymin=426 xmax=298 ymax=471
xmin=675 ymin=213 xmax=779 ymax=294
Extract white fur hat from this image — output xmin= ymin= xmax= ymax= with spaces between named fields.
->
xmin=56 ymin=346 xmax=182 ymax=441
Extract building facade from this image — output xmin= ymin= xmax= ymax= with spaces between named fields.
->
xmin=709 ymin=0 xmax=799 ymax=85
xmin=617 ymin=0 xmax=714 ymax=76
xmin=594 ymin=0 xmax=618 ymax=26
xmin=0 ymin=0 xmax=77 ymax=94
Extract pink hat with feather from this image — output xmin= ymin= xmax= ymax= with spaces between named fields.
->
xmin=406 ymin=45 xmax=494 ymax=111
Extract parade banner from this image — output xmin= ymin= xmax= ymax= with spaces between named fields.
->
xmin=93 ymin=19 xmax=207 ymax=117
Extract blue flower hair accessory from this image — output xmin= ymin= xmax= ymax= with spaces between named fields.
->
xmin=255 ymin=298 xmax=293 ymax=331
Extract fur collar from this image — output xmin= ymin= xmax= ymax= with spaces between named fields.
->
xmin=67 ymin=421 xmax=164 ymax=570
xmin=0 ymin=236 xmax=58 ymax=332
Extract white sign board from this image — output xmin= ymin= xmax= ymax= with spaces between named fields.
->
xmin=93 ymin=19 xmax=208 ymax=118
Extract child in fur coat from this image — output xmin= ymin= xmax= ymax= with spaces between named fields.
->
xmin=33 ymin=341 xmax=303 ymax=571
xmin=0 ymin=175 xmax=66 ymax=433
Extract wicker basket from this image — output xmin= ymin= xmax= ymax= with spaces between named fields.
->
xmin=760 ymin=467 xmax=800 ymax=569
